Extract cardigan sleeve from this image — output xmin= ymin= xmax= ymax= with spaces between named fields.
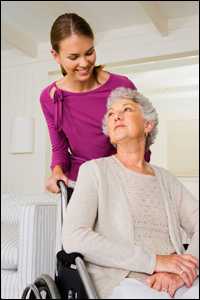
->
xmin=40 ymin=87 xmax=70 ymax=174
xmin=172 ymin=176 xmax=199 ymax=260
xmin=62 ymin=161 xmax=156 ymax=274
xmin=167 ymin=172 xmax=199 ymax=259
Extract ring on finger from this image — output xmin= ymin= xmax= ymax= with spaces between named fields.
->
xmin=179 ymin=269 xmax=184 ymax=275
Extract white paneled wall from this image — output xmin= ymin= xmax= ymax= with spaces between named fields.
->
xmin=1 ymin=62 xmax=50 ymax=193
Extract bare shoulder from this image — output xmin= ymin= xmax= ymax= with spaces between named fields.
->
xmin=55 ymin=77 xmax=66 ymax=89
xmin=49 ymin=86 xmax=57 ymax=99
xmin=97 ymin=68 xmax=110 ymax=85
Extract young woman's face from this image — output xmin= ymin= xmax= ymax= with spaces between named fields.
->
xmin=52 ymin=34 xmax=96 ymax=82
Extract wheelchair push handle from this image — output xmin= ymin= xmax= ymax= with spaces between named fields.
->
xmin=75 ymin=256 xmax=99 ymax=299
xmin=57 ymin=179 xmax=67 ymax=197
xmin=57 ymin=180 xmax=68 ymax=228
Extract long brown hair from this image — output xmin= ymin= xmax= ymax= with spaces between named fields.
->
xmin=50 ymin=13 xmax=101 ymax=81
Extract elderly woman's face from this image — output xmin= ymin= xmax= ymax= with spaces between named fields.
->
xmin=106 ymin=98 xmax=146 ymax=145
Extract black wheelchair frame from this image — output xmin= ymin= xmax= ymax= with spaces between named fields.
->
xmin=21 ymin=180 xmax=99 ymax=299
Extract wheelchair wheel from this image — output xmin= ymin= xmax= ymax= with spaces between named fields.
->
xmin=21 ymin=274 xmax=61 ymax=299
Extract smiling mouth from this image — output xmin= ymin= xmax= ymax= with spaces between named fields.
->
xmin=77 ymin=69 xmax=90 ymax=75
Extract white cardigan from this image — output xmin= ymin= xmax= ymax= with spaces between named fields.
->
xmin=62 ymin=156 xmax=199 ymax=298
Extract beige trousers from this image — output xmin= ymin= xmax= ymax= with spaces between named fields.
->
xmin=109 ymin=277 xmax=199 ymax=299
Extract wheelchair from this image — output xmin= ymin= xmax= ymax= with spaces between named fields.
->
xmin=21 ymin=181 xmax=190 ymax=299
xmin=21 ymin=180 xmax=99 ymax=299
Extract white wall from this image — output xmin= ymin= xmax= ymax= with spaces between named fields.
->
xmin=1 ymin=61 xmax=51 ymax=193
xmin=126 ymin=63 xmax=198 ymax=167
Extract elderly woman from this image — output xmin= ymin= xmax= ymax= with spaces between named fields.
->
xmin=62 ymin=87 xmax=199 ymax=299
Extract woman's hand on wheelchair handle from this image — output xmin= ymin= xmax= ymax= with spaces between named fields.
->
xmin=46 ymin=166 xmax=68 ymax=193
xmin=155 ymin=254 xmax=198 ymax=288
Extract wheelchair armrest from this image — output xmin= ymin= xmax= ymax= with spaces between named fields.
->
xmin=75 ymin=256 xmax=99 ymax=299
xmin=56 ymin=250 xmax=99 ymax=299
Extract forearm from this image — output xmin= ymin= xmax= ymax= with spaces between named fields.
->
xmin=51 ymin=152 xmax=70 ymax=174
xmin=40 ymin=93 xmax=70 ymax=174
xmin=52 ymin=165 xmax=64 ymax=175
xmin=62 ymin=226 xmax=156 ymax=274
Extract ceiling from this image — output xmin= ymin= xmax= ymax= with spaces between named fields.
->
xmin=1 ymin=1 xmax=199 ymax=48
xmin=1 ymin=1 xmax=199 ymax=66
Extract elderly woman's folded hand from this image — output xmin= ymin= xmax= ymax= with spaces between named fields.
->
xmin=146 ymin=272 xmax=185 ymax=297
xmin=155 ymin=254 xmax=198 ymax=287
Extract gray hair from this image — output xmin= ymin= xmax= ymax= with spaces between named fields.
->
xmin=102 ymin=87 xmax=159 ymax=149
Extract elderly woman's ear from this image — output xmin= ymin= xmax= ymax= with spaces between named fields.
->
xmin=144 ymin=120 xmax=155 ymax=136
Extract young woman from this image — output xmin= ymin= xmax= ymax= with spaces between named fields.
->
xmin=40 ymin=13 xmax=150 ymax=194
